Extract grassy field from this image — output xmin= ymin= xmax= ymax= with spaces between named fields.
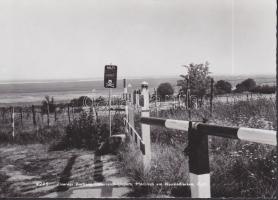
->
xmin=118 ymin=97 xmax=277 ymax=198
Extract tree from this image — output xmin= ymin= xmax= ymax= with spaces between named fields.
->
xmin=251 ymin=85 xmax=276 ymax=94
xmin=70 ymin=96 xmax=92 ymax=107
xmin=214 ymin=80 xmax=232 ymax=94
xmin=41 ymin=96 xmax=55 ymax=114
xmin=178 ymin=62 xmax=211 ymax=99
xmin=157 ymin=82 xmax=174 ymax=101
xmin=235 ymin=78 xmax=256 ymax=92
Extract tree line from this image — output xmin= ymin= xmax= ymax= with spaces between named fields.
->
xmin=155 ymin=62 xmax=275 ymax=100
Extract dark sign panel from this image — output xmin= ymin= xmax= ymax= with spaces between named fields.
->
xmin=104 ymin=65 xmax=117 ymax=88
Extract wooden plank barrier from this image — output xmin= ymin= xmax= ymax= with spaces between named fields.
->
xmin=124 ymin=118 xmax=145 ymax=155
xmin=140 ymin=116 xmax=276 ymax=198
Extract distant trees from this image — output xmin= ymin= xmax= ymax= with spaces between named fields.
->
xmin=157 ymin=82 xmax=174 ymax=100
xmin=41 ymin=96 xmax=55 ymax=114
xmin=178 ymin=62 xmax=211 ymax=99
xmin=235 ymin=78 xmax=256 ymax=92
xmin=94 ymin=96 xmax=106 ymax=106
xmin=214 ymin=80 xmax=232 ymax=94
xmin=251 ymin=85 xmax=276 ymax=94
xmin=70 ymin=96 xmax=92 ymax=107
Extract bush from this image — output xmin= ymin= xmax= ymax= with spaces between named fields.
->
xmin=214 ymin=80 xmax=232 ymax=94
xmin=157 ymin=83 xmax=174 ymax=101
xmin=235 ymin=78 xmax=256 ymax=92
xmin=63 ymin=112 xmax=105 ymax=150
xmin=251 ymin=85 xmax=276 ymax=94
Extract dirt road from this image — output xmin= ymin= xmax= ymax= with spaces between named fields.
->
xmin=0 ymin=144 xmax=131 ymax=198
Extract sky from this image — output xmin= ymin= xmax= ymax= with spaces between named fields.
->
xmin=0 ymin=0 xmax=276 ymax=81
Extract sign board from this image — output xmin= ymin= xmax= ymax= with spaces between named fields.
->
xmin=104 ymin=65 xmax=117 ymax=88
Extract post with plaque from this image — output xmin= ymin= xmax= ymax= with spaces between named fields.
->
xmin=104 ymin=65 xmax=117 ymax=137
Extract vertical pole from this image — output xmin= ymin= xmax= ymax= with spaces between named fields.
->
xmin=210 ymin=78 xmax=214 ymax=118
xmin=109 ymin=88 xmax=112 ymax=137
xmin=47 ymin=102 xmax=50 ymax=127
xmin=154 ymin=88 xmax=158 ymax=117
xmin=32 ymin=105 xmax=36 ymax=126
xmin=123 ymin=79 xmax=128 ymax=119
xmin=67 ymin=104 xmax=71 ymax=124
xmin=188 ymin=122 xmax=211 ymax=198
xmin=20 ymin=107 xmax=23 ymax=127
xmin=136 ymin=89 xmax=140 ymax=108
xmin=187 ymin=78 xmax=191 ymax=120
xmin=54 ymin=105 xmax=57 ymax=122
xmin=11 ymin=107 xmax=14 ymax=138
xmin=140 ymin=82 xmax=151 ymax=172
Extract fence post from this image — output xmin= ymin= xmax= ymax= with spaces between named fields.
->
xmin=54 ymin=105 xmax=57 ymax=122
xmin=11 ymin=107 xmax=15 ymax=138
xmin=188 ymin=121 xmax=211 ymax=198
xmin=154 ymin=88 xmax=158 ymax=117
xmin=136 ymin=89 xmax=140 ymax=108
xmin=32 ymin=105 xmax=36 ymax=126
xmin=210 ymin=78 xmax=214 ymax=118
xmin=20 ymin=107 xmax=23 ymax=127
xmin=47 ymin=102 xmax=50 ymax=127
xmin=67 ymin=104 xmax=71 ymax=123
xmin=123 ymin=79 xmax=128 ymax=119
xmin=140 ymin=81 xmax=151 ymax=172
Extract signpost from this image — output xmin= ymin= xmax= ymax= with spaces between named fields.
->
xmin=104 ymin=65 xmax=117 ymax=137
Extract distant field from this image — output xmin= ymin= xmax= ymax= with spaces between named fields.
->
xmin=0 ymin=75 xmax=275 ymax=106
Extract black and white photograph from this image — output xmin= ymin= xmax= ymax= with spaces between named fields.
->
xmin=0 ymin=0 xmax=277 ymax=198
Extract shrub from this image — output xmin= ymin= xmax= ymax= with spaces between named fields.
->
xmin=157 ymin=83 xmax=174 ymax=101
xmin=63 ymin=112 xmax=103 ymax=150
xmin=214 ymin=80 xmax=232 ymax=94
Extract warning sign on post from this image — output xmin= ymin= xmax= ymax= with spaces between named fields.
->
xmin=104 ymin=65 xmax=117 ymax=88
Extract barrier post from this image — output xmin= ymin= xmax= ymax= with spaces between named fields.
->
xmin=140 ymin=82 xmax=151 ymax=172
xmin=188 ymin=122 xmax=211 ymax=198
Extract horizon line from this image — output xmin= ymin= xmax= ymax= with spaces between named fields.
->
xmin=0 ymin=73 xmax=275 ymax=84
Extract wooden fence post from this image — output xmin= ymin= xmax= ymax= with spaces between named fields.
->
xmin=210 ymin=78 xmax=214 ymax=118
xmin=11 ymin=107 xmax=15 ymax=138
xmin=136 ymin=89 xmax=140 ymax=108
xmin=20 ymin=107 xmax=23 ymax=127
xmin=47 ymin=103 xmax=50 ymax=127
xmin=188 ymin=121 xmax=211 ymax=198
xmin=67 ymin=104 xmax=71 ymax=123
xmin=32 ymin=105 xmax=36 ymax=126
xmin=133 ymin=90 xmax=136 ymax=106
xmin=123 ymin=79 xmax=128 ymax=119
xmin=140 ymin=82 xmax=151 ymax=172
xmin=54 ymin=105 xmax=57 ymax=122
xmin=154 ymin=88 xmax=158 ymax=117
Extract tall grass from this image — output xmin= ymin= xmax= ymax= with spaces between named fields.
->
xmin=120 ymin=97 xmax=277 ymax=197
xmin=118 ymin=139 xmax=190 ymax=197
